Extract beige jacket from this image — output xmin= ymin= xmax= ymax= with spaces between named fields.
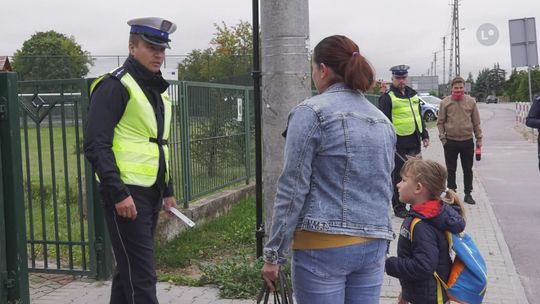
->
xmin=437 ymin=95 xmax=483 ymax=146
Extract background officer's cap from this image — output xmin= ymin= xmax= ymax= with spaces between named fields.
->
xmin=390 ymin=64 xmax=410 ymax=77
xmin=127 ymin=17 xmax=177 ymax=49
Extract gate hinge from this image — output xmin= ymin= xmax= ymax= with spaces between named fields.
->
xmin=4 ymin=278 xmax=15 ymax=289
xmin=1 ymin=271 xmax=15 ymax=290
xmin=94 ymin=237 xmax=104 ymax=253
xmin=0 ymin=96 xmax=7 ymax=120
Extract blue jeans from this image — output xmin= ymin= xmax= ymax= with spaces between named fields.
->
xmin=292 ymin=239 xmax=387 ymax=304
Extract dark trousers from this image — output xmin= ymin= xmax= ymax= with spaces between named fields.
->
xmin=392 ymin=146 xmax=422 ymax=211
xmin=443 ymin=139 xmax=474 ymax=194
xmin=537 ymin=136 xmax=540 ymax=171
xmin=104 ymin=185 xmax=163 ymax=304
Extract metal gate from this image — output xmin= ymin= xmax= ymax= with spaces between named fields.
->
xmin=17 ymin=78 xmax=110 ymax=277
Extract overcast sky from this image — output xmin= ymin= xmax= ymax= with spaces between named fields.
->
xmin=1 ymin=0 xmax=539 ymax=80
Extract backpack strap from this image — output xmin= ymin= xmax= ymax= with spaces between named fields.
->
xmin=409 ymin=217 xmax=448 ymax=304
xmin=409 ymin=217 xmax=422 ymax=240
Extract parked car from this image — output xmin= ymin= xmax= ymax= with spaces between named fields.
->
xmin=486 ymin=95 xmax=498 ymax=104
xmin=418 ymin=95 xmax=441 ymax=122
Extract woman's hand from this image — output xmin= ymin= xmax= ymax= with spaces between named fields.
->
xmin=261 ymin=262 xmax=280 ymax=291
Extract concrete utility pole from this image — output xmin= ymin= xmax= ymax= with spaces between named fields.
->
xmin=261 ymin=0 xmax=311 ymax=234
xmin=442 ymin=36 xmax=446 ymax=84
xmin=449 ymin=28 xmax=454 ymax=81
xmin=453 ymin=0 xmax=461 ymax=76
xmin=433 ymin=52 xmax=437 ymax=79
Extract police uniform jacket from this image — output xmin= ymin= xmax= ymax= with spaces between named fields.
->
xmin=378 ymin=85 xmax=429 ymax=149
xmin=84 ymin=56 xmax=174 ymax=205
xmin=385 ymin=202 xmax=465 ymax=304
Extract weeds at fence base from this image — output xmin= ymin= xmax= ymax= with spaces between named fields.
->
xmin=155 ymin=197 xmax=290 ymax=299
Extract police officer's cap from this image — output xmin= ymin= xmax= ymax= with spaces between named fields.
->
xmin=390 ymin=64 xmax=410 ymax=77
xmin=127 ymin=17 xmax=177 ymax=49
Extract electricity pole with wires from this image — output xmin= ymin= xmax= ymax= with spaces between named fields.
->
xmin=453 ymin=0 xmax=461 ymax=77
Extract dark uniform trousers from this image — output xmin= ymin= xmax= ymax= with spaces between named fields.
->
xmin=104 ymin=185 xmax=163 ymax=304
xmin=392 ymin=146 xmax=422 ymax=212
xmin=443 ymin=138 xmax=474 ymax=194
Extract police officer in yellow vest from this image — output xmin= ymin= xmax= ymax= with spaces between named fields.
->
xmin=84 ymin=17 xmax=177 ymax=304
xmin=378 ymin=65 xmax=429 ymax=218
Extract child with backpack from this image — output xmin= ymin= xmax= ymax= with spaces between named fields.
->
xmin=385 ymin=158 xmax=466 ymax=304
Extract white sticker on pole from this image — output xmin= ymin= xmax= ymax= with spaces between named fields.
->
xmin=237 ymin=98 xmax=243 ymax=122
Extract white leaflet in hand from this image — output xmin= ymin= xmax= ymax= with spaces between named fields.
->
xmin=169 ymin=207 xmax=196 ymax=227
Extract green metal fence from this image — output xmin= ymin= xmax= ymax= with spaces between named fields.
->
xmin=10 ymin=77 xmax=256 ymax=277
xmin=16 ymin=79 xmax=103 ymax=276
xmin=168 ymin=81 xmax=255 ymax=207
xmin=365 ymin=93 xmax=380 ymax=106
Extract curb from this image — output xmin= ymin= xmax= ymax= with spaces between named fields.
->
xmin=475 ymin=173 xmax=530 ymax=304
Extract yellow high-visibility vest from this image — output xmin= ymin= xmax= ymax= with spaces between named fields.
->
xmin=389 ymin=91 xmax=423 ymax=136
xmin=91 ymin=70 xmax=172 ymax=187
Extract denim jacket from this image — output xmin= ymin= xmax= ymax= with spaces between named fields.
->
xmin=263 ymin=82 xmax=396 ymax=264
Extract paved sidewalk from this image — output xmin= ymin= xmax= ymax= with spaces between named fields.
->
xmin=31 ymin=131 xmax=529 ymax=303
xmin=380 ymin=137 xmax=529 ymax=304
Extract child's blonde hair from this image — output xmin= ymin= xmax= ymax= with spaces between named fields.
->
xmin=401 ymin=157 xmax=466 ymax=218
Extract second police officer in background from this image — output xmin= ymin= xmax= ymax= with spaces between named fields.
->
xmin=84 ymin=17 xmax=177 ymax=303
xmin=378 ymin=65 xmax=429 ymax=218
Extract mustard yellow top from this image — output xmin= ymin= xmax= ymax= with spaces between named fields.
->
xmin=292 ymin=230 xmax=374 ymax=250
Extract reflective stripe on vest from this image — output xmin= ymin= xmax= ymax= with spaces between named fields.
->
xmin=389 ymin=91 xmax=423 ymax=136
xmin=91 ymin=71 xmax=172 ymax=187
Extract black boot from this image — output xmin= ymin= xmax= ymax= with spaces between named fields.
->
xmin=464 ymin=194 xmax=476 ymax=205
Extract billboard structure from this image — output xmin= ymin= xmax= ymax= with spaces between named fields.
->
xmin=509 ymin=17 xmax=538 ymax=102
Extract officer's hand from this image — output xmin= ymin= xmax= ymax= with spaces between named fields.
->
xmin=422 ymin=138 xmax=430 ymax=148
xmin=115 ymin=196 xmax=137 ymax=220
xmin=163 ymin=196 xmax=177 ymax=214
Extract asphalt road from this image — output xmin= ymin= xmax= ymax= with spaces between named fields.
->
xmin=474 ymin=102 xmax=540 ymax=303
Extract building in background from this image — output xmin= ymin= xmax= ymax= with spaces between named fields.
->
xmin=409 ymin=75 xmax=439 ymax=96
xmin=0 ymin=56 xmax=12 ymax=72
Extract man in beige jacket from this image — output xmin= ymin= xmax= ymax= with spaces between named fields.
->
xmin=437 ymin=76 xmax=483 ymax=204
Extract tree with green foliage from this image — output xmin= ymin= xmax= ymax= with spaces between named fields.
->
xmin=504 ymin=67 xmax=540 ymax=102
xmin=12 ymin=31 xmax=93 ymax=80
xmin=473 ymin=63 xmax=506 ymax=101
xmin=179 ymin=21 xmax=254 ymax=178
xmin=505 ymin=69 xmax=526 ymax=101
xmin=487 ymin=63 xmax=506 ymax=95
xmin=474 ymin=68 xmax=490 ymax=101
xmin=178 ymin=21 xmax=252 ymax=85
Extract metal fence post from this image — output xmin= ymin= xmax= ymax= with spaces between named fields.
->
xmin=244 ymin=89 xmax=251 ymax=184
xmin=180 ymin=82 xmax=192 ymax=208
xmin=0 ymin=72 xmax=30 ymax=303
xmin=0 ymin=118 xmax=7 ymax=304
xmin=82 ymin=78 xmax=113 ymax=280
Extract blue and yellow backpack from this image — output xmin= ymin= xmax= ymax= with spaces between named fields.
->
xmin=411 ymin=218 xmax=488 ymax=304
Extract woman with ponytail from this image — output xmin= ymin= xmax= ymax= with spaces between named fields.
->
xmin=261 ymin=35 xmax=396 ymax=304
xmin=385 ymin=158 xmax=466 ymax=304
